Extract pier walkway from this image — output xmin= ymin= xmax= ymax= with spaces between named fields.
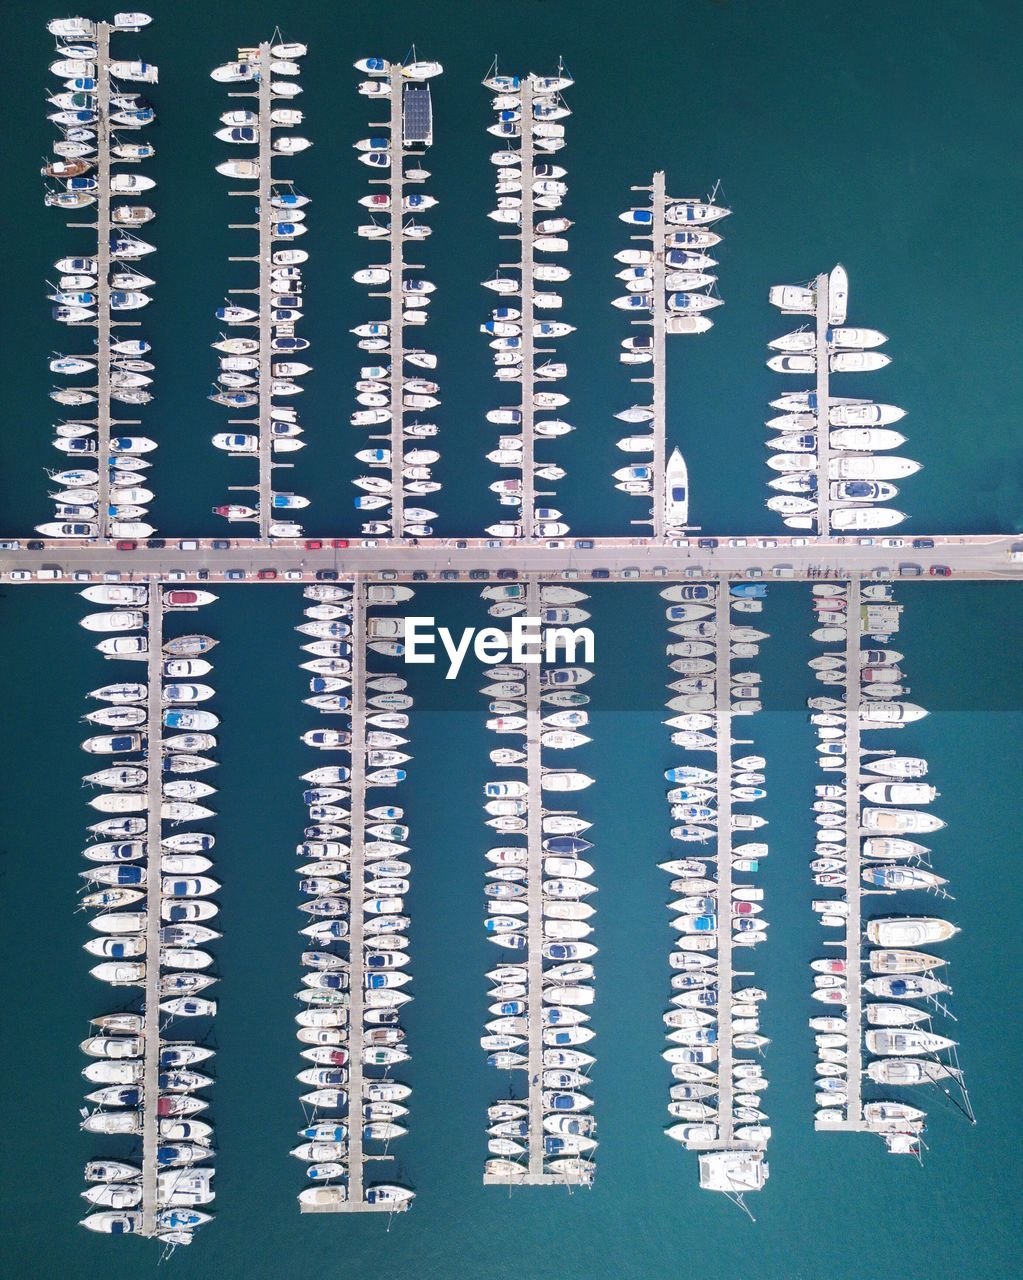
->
xmin=648 ymin=172 xmax=668 ymax=539
xmin=94 ymin=22 xmax=113 ymax=539
xmin=139 ymin=588 xmax=163 ymax=1236
xmin=385 ymin=67 xmax=409 ymax=538
xmin=510 ymin=78 xmax=538 ymax=539
xmin=255 ymin=42 xmax=274 ymax=541
xmin=814 ymin=272 xmax=832 ymax=537
xmin=842 ymin=576 xmax=863 ymax=1124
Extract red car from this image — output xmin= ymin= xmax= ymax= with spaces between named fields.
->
xmin=929 ymin=565 xmax=952 ymax=576
xmin=304 ymin=539 xmax=323 ymax=550
xmin=331 ymin=539 xmax=349 ymax=549
xmin=257 ymin=568 xmax=277 ymax=580
xmin=115 ymin=540 xmax=137 ymax=551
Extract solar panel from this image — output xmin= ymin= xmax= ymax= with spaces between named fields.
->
xmin=402 ymin=85 xmax=432 ymax=146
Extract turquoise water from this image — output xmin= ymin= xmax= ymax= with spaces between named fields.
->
xmin=2 ymin=1 xmax=1022 ymax=1277
xmin=1 ymin=584 xmax=1020 ymax=1279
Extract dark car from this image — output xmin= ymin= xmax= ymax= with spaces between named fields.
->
xmin=316 ymin=569 xmax=338 ymax=580
xmin=27 ymin=540 xmax=44 ymax=551
xmin=226 ymin=569 xmax=245 ymax=580
xmin=698 ymin=538 xmax=719 ymax=549
xmin=497 ymin=568 xmax=518 ymax=580
xmin=211 ymin=539 xmax=230 ymax=550
xmin=197 ymin=569 xmax=210 ymax=581
xmin=146 ymin=537 xmax=165 ymax=549
xmin=912 ymin=538 xmax=935 ymax=550
xmin=469 ymin=569 xmax=488 ymax=580
xmin=440 ymin=569 xmax=459 ymax=580
xmin=575 ymin=539 xmax=594 ymax=550
xmin=929 ymin=565 xmax=952 ymax=576
xmin=455 ymin=540 xmax=468 ymax=549
xmin=591 ymin=568 xmax=610 ymax=579
xmin=412 ymin=570 xmax=429 ymax=581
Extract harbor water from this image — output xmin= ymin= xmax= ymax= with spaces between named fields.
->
xmin=1 ymin=0 xmax=1021 ymax=1276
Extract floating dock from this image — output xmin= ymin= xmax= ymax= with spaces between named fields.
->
xmin=814 ymin=271 xmax=832 ymax=538
xmin=94 ymin=21 xmax=113 ymax=538
xmin=139 ymin=588 xmax=164 ymax=1235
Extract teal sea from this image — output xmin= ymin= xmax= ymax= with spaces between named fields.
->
xmin=1 ymin=2 xmax=1021 ymax=1279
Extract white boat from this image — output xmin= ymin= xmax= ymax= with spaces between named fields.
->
xmin=664 ymin=448 xmax=689 ymax=527
xmin=865 ymin=917 xmax=959 ymax=947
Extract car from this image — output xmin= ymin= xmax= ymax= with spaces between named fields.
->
xmin=698 ymin=538 xmax=718 ymax=550
xmin=379 ymin=570 xmax=397 ymax=580
xmin=27 ymin=540 xmax=44 ymax=551
xmin=197 ymin=569 xmax=210 ymax=581
xmin=469 ymin=569 xmax=489 ymax=580
xmin=73 ymin=570 xmax=92 ymax=581
xmin=10 ymin=570 xmax=30 ymax=581
xmin=621 ymin=567 xmax=640 ymax=578
xmin=412 ymin=570 xmax=429 ymax=581
xmin=103 ymin=571 xmax=122 ymax=582
xmin=284 ymin=569 xmax=304 ymax=580
xmin=304 ymin=539 xmax=323 ymax=550
xmin=226 ymin=569 xmax=245 ymax=580
xmin=330 ymin=539 xmax=349 ymax=549
xmin=116 ymin=540 xmax=137 ymax=551
xmin=669 ymin=538 xmax=688 ymax=549
xmin=546 ymin=540 xmax=567 ymax=550
xmin=212 ymin=539 xmax=230 ymax=550
xmin=898 ymin=563 xmax=922 ymax=576
xmin=179 ymin=540 xmax=199 ymax=551
xmin=685 ymin=566 xmax=705 ymax=578
xmin=484 ymin=540 xmax=504 ymax=550
xmin=0 ymin=540 xmax=20 ymax=550
xmin=497 ymin=569 xmax=518 ymax=580
xmin=912 ymin=538 xmax=935 ymax=550
xmin=361 ymin=540 xmax=380 ymax=548
xmin=590 ymin=568 xmax=610 ymax=579
xmin=858 ymin=537 xmax=875 ymax=546
xmin=146 ymin=538 xmax=165 ymax=549
xmin=929 ymin=565 xmax=952 ymax=576
xmin=725 ymin=538 xmax=747 ymax=548
xmin=315 ymin=569 xmax=338 ymax=580
xmin=166 ymin=570 xmax=186 ymax=582
xmin=575 ymin=539 xmax=594 ymax=550
xmin=745 ymin=567 xmax=764 ymax=578
xmin=651 ymin=566 xmax=668 ymax=577
xmin=455 ymin=541 xmax=468 ymax=550
xmin=560 ymin=569 xmax=579 ymax=580
xmin=791 ymin=538 xmax=809 ymax=547
xmin=440 ymin=569 xmax=459 ymax=580
xmin=37 ymin=566 xmax=62 ymax=580
xmin=880 ymin=538 xmax=905 ymax=548
xmin=757 ymin=538 xmax=778 ymax=549
xmin=257 ymin=568 xmax=277 ymax=580
xmin=771 ymin=564 xmax=795 ymax=578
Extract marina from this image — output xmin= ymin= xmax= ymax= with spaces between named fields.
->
xmin=480 ymin=578 xmax=597 ymax=1186
xmin=482 ymin=65 xmax=574 ymax=542
xmin=42 ymin=12 xmax=157 ymax=544
xmin=766 ymin=267 xmax=913 ymax=537
xmin=1 ymin=10 xmax=1017 ymax=1258
xmin=294 ymin=578 xmax=415 ymax=1213
xmin=210 ymin=37 xmax=311 ymax=541
xmin=659 ymin=580 xmax=770 ymax=1211
xmin=77 ymin=577 xmax=220 ymax=1242
xmin=807 ymin=580 xmax=973 ymax=1149
xmin=613 ymin=172 xmax=728 ymax=538
xmin=351 ymin=55 xmax=442 ymax=540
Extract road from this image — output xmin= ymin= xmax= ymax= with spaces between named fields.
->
xmin=2 ymin=534 xmax=1019 ymax=584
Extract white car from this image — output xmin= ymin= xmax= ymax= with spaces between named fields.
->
xmin=10 ymin=569 xmax=30 ymax=581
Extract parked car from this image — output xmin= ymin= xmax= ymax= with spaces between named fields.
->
xmin=257 ymin=568 xmax=277 ymax=580
xmin=497 ymin=568 xmax=518 ymax=580
xmin=929 ymin=565 xmax=952 ymax=576
xmin=315 ymin=569 xmax=338 ymax=580
xmin=304 ymin=539 xmax=323 ymax=550
xmin=146 ymin=538 xmax=165 ymax=549
xmin=226 ymin=569 xmax=245 ymax=580
xmin=116 ymin=540 xmax=137 ymax=551
xmin=412 ymin=570 xmax=429 ymax=581
xmin=440 ymin=569 xmax=459 ymax=580
xmin=912 ymin=538 xmax=935 ymax=550
xmin=591 ymin=568 xmax=610 ymax=579
xmin=212 ymin=539 xmax=230 ymax=550
xmin=698 ymin=538 xmax=718 ymax=549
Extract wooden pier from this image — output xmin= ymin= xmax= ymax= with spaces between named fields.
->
xmin=648 ymin=172 xmax=668 ymax=540
xmin=385 ymin=69 xmax=408 ymax=539
xmin=516 ymin=78 xmax=538 ymax=541
xmin=256 ymin=42 xmax=274 ymax=541
xmin=139 ymin=586 xmax=163 ymax=1236
xmin=94 ymin=22 xmax=112 ymax=539
xmin=842 ymin=576 xmax=863 ymax=1123
xmin=712 ymin=581 xmax=735 ymax=1143
xmin=814 ymin=271 xmax=832 ymax=537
